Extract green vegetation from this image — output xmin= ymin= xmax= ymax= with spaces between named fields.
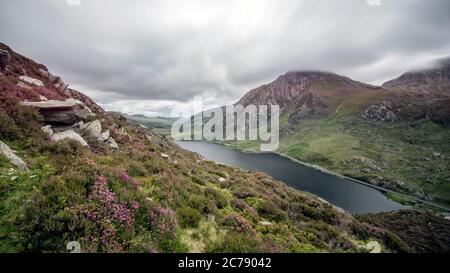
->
xmin=277 ymin=115 xmax=450 ymax=206
xmin=356 ymin=210 xmax=450 ymax=253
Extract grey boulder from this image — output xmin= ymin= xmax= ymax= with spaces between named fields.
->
xmin=50 ymin=130 xmax=89 ymax=146
xmin=0 ymin=140 xmax=28 ymax=171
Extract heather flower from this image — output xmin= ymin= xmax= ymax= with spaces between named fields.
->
xmin=222 ymin=213 xmax=254 ymax=234
xmin=120 ymin=172 xmax=139 ymax=188
xmin=148 ymin=205 xmax=177 ymax=237
xmin=131 ymin=201 xmax=140 ymax=210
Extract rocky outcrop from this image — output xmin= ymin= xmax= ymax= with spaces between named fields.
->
xmin=0 ymin=140 xmax=28 ymax=171
xmin=99 ymin=130 xmax=110 ymax=142
xmin=288 ymin=92 xmax=328 ymax=124
xmin=38 ymin=68 xmax=69 ymax=93
xmin=106 ymin=137 xmax=118 ymax=149
xmin=84 ymin=120 xmax=102 ymax=139
xmin=19 ymin=76 xmax=44 ymax=87
xmin=21 ymin=99 xmax=94 ymax=124
xmin=362 ymin=101 xmax=397 ymax=122
xmin=16 ymin=81 xmax=32 ymax=90
xmin=50 ymin=130 xmax=89 ymax=146
xmin=0 ymin=49 xmax=10 ymax=70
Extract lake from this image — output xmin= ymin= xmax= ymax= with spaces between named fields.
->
xmin=177 ymin=141 xmax=407 ymax=214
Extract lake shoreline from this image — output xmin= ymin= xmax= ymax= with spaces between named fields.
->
xmin=187 ymin=140 xmax=450 ymax=213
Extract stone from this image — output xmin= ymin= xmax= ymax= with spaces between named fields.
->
xmin=218 ymin=177 xmax=226 ymax=183
xmin=38 ymin=68 xmax=50 ymax=79
xmin=84 ymin=120 xmax=102 ymax=139
xmin=366 ymin=241 xmax=381 ymax=253
xmin=72 ymin=121 xmax=84 ymax=131
xmin=106 ymin=137 xmax=118 ymax=149
xmin=99 ymin=130 xmax=110 ymax=142
xmin=362 ymin=101 xmax=397 ymax=122
xmin=259 ymin=221 xmax=272 ymax=226
xmin=41 ymin=125 xmax=54 ymax=136
xmin=50 ymin=130 xmax=88 ymax=146
xmin=0 ymin=49 xmax=11 ymax=70
xmin=19 ymin=76 xmax=44 ymax=87
xmin=16 ymin=81 xmax=32 ymax=90
xmin=0 ymin=140 xmax=28 ymax=171
xmin=21 ymin=100 xmax=93 ymax=124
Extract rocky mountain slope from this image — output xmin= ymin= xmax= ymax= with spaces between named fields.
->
xmin=382 ymin=58 xmax=450 ymax=96
xmin=224 ymin=60 xmax=450 ymax=206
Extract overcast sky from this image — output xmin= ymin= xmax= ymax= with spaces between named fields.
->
xmin=1 ymin=0 xmax=450 ymax=116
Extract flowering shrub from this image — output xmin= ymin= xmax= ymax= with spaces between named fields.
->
xmin=0 ymin=92 xmax=43 ymax=141
xmin=221 ymin=213 xmax=254 ymax=234
xmin=147 ymin=205 xmax=178 ymax=238
xmin=120 ymin=172 xmax=139 ymax=188
xmin=64 ymin=176 xmax=136 ymax=252
xmin=32 ymin=87 xmax=65 ymax=100
xmin=88 ymin=176 xmax=132 ymax=226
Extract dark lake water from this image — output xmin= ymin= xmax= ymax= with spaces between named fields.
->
xmin=177 ymin=141 xmax=407 ymax=214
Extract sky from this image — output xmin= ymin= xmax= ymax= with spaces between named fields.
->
xmin=1 ymin=0 xmax=450 ymax=116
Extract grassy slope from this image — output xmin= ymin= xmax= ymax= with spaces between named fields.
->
xmin=278 ymin=113 xmax=450 ymax=206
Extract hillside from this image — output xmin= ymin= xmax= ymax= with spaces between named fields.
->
xmin=2 ymin=43 xmax=438 ymax=253
xmin=122 ymin=114 xmax=176 ymax=135
xmin=223 ymin=63 xmax=450 ymax=207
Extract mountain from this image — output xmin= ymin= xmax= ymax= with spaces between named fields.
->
xmin=5 ymin=42 xmax=447 ymax=253
xmin=223 ymin=60 xmax=450 ymax=206
xmin=382 ymin=58 xmax=450 ymax=96
xmin=236 ymin=71 xmax=379 ymax=117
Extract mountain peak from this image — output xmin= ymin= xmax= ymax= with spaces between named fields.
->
xmin=382 ymin=57 xmax=450 ymax=95
xmin=236 ymin=70 xmax=377 ymax=111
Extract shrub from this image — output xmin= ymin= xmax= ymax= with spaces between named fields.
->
xmin=188 ymin=195 xmax=217 ymax=215
xmin=41 ymin=139 xmax=84 ymax=156
xmin=147 ymin=204 xmax=178 ymax=238
xmin=205 ymin=187 xmax=228 ymax=209
xmin=177 ymin=207 xmax=201 ymax=228
xmin=257 ymin=200 xmax=288 ymax=222
xmin=205 ymin=232 xmax=265 ymax=253
xmin=0 ymin=92 xmax=43 ymax=141
xmin=221 ymin=213 xmax=254 ymax=234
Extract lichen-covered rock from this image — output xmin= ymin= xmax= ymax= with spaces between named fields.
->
xmin=106 ymin=137 xmax=118 ymax=149
xmin=50 ymin=130 xmax=88 ymax=146
xmin=21 ymin=100 xmax=94 ymax=124
xmin=99 ymin=130 xmax=110 ymax=142
xmin=16 ymin=81 xmax=31 ymax=90
xmin=0 ymin=140 xmax=28 ymax=171
xmin=362 ymin=101 xmax=397 ymax=122
xmin=41 ymin=125 xmax=54 ymax=136
xmin=19 ymin=75 xmax=44 ymax=87
xmin=84 ymin=120 xmax=102 ymax=139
